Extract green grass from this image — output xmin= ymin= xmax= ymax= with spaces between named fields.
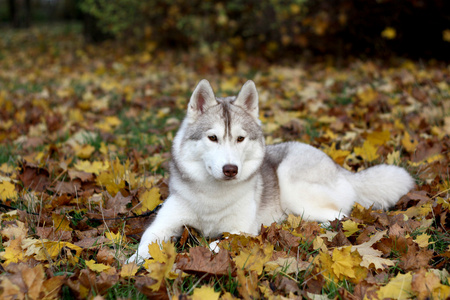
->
xmin=82 ymin=131 xmax=104 ymax=152
xmin=106 ymin=281 xmax=146 ymax=300
xmin=0 ymin=144 xmax=17 ymax=165
xmin=114 ymin=108 xmax=183 ymax=158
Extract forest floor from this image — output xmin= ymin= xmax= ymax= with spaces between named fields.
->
xmin=0 ymin=25 xmax=449 ymax=299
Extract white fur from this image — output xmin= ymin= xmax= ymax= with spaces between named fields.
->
xmin=127 ymin=80 xmax=414 ymax=264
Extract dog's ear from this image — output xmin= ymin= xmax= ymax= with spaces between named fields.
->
xmin=235 ymin=80 xmax=259 ymax=120
xmin=188 ymin=79 xmax=217 ymax=120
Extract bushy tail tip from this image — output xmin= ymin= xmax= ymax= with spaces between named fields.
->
xmin=347 ymin=164 xmax=414 ymax=210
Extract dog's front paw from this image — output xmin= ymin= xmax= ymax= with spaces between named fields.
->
xmin=126 ymin=248 xmax=152 ymax=265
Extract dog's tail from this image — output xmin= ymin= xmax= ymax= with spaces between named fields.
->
xmin=345 ymin=165 xmax=415 ymax=210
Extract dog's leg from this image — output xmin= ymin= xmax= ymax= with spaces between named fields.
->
xmin=127 ymin=197 xmax=188 ymax=264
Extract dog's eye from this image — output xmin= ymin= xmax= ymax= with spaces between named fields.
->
xmin=208 ymin=135 xmax=218 ymax=142
xmin=237 ymin=136 xmax=245 ymax=143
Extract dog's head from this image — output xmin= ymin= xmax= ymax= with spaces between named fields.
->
xmin=173 ymin=80 xmax=265 ymax=182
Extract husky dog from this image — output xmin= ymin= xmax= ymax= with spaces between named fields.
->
xmin=128 ymin=80 xmax=414 ymax=263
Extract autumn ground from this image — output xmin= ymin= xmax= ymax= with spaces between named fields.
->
xmin=0 ymin=25 xmax=449 ymax=299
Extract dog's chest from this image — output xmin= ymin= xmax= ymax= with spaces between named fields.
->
xmin=184 ymin=187 xmax=258 ymax=237
xmin=193 ymin=206 xmax=246 ymax=237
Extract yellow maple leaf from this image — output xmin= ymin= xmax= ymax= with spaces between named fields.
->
xmin=431 ymin=285 xmax=450 ymax=300
xmin=36 ymin=240 xmax=82 ymax=262
xmin=0 ymin=238 xmax=25 ymax=265
xmin=96 ymin=158 xmax=136 ymax=195
xmin=74 ymin=144 xmax=96 ymax=159
xmin=96 ymin=171 xmax=125 ymax=195
xmin=331 ymin=246 xmax=361 ymax=280
xmin=135 ymin=187 xmax=161 ymax=214
xmin=234 ymin=244 xmax=274 ymax=275
xmin=95 ymin=116 xmax=122 ymax=133
xmin=381 ymin=27 xmax=396 ymax=39
xmin=74 ymin=160 xmax=109 ymax=175
xmin=342 ymin=220 xmax=363 ymax=237
xmin=105 ymin=231 xmax=123 ymax=244
xmin=387 ymin=150 xmax=401 ymax=165
xmin=418 ymin=203 xmax=432 ymax=216
xmin=69 ymin=108 xmax=84 ymax=122
xmin=377 ymin=272 xmax=412 ymax=299
xmin=192 ymin=285 xmax=221 ymax=300
xmin=1 ymin=220 xmax=27 ymax=240
xmin=357 ymin=87 xmax=377 ymax=105
xmin=52 ymin=213 xmax=72 ymax=232
xmin=323 ymin=143 xmax=350 ymax=166
xmin=414 ymin=233 xmax=432 ymax=248
xmin=313 ymin=236 xmax=327 ymax=252
xmin=401 ymin=131 xmax=418 ymax=153
xmin=85 ymin=259 xmax=111 ymax=273
xmin=317 ymin=250 xmax=336 ymax=282
xmin=409 ymin=153 xmax=445 ymax=167
xmin=318 ymin=246 xmax=368 ymax=284
xmin=142 ymin=154 xmax=166 ymax=172
xmin=437 ymin=197 xmax=450 ymax=210
xmin=120 ymin=263 xmax=139 ymax=278
xmin=0 ymin=163 xmax=14 ymax=174
xmin=285 ymin=214 xmax=303 ymax=228
xmin=354 ymin=141 xmax=380 ymax=162
xmin=366 ymin=130 xmax=390 ymax=146
xmin=143 ymin=241 xmax=177 ymax=291
xmin=0 ymin=181 xmax=18 ymax=201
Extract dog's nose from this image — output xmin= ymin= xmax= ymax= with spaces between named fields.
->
xmin=223 ymin=164 xmax=238 ymax=178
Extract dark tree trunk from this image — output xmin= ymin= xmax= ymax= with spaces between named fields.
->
xmin=83 ymin=13 xmax=112 ymax=43
xmin=8 ymin=0 xmax=31 ymax=28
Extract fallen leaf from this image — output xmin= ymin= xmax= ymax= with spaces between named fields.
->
xmin=135 ymin=187 xmax=161 ymax=214
xmin=402 ymin=132 xmax=419 ymax=153
xmin=0 ymin=238 xmax=25 ymax=265
xmin=414 ymin=233 xmax=431 ymax=248
xmin=74 ymin=160 xmax=109 ymax=175
xmin=377 ymin=272 xmax=412 ymax=300
xmin=52 ymin=213 xmax=72 ymax=232
xmin=354 ymin=141 xmax=380 ymax=162
xmin=120 ymin=263 xmax=139 ymax=278
xmin=264 ymin=257 xmax=310 ymax=275
xmin=74 ymin=144 xmax=96 ymax=159
xmin=143 ymin=241 xmax=177 ymax=291
xmin=177 ymin=246 xmax=233 ymax=275
xmin=85 ymin=259 xmax=111 ymax=273
xmin=22 ymin=264 xmax=45 ymax=299
xmin=234 ymin=244 xmax=274 ymax=275
xmin=237 ymin=269 xmax=260 ymax=300
xmin=0 ymin=181 xmax=17 ymax=201
xmin=192 ymin=285 xmax=220 ymax=300
xmin=342 ymin=219 xmax=363 ymax=237
xmin=366 ymin=130 xmax=390 ymax=146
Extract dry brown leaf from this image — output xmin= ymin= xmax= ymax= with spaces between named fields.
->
xmin=177 ymin=246 xmax=233 ymax=276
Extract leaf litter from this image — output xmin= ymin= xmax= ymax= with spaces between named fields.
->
xmin=0 ymin=27 xmax=449 ymax=299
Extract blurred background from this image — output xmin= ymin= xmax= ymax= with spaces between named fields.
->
xmin=1 ymin=0 xmax=449 ymax=63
